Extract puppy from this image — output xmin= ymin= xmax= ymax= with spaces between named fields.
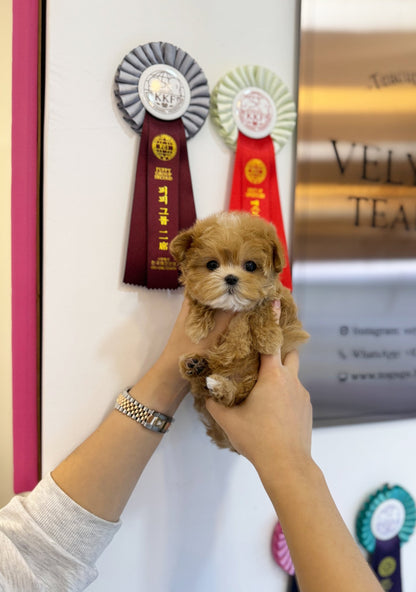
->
xmin=170 ymin=212 xmax=309 ymax=451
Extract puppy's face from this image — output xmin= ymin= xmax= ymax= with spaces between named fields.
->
xmin=170 ymin=212 xmax=284 ymax=311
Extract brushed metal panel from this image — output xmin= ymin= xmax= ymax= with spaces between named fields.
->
xmin=293 ymin=4 xmax=416 ymax=424
xmin=294 ymin=30 xmax=416 ymax=261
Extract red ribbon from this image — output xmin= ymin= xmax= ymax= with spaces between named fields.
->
xmin=229 ymin=131 xmax=292 ymax=290
xmin=124 ymin=112 xmax=196 ymax=289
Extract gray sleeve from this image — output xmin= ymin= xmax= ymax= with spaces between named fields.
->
xmin=0 ymin=473 xmax=121 ymax=591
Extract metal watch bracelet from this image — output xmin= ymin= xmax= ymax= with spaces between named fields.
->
xmin=115 ymin=389 xmax=174 ymax=434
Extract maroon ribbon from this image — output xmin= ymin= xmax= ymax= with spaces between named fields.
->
xmin=124 ymin=112 xmax=196 ymax=289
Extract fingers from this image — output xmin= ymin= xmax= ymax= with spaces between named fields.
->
xmin=258 ymin=353 xmax=282 ymax=375
xmin=175 ymin=297 xmax=190 ymax=324
xmin=205 ymin=396 xmax=217 ymax=415
xmin=283 ymin=349 xmax=300 ymax=375
xmin=272 ymin=299 xmax=281 ymax=323
xmin=205 ymin=396 xmax=229 ymax=425
xmin=259 ymin=349 xmax=300 ymax=378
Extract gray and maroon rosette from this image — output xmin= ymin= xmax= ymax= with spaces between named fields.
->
xmin=115 ymin=42 xmax=210 ymax=289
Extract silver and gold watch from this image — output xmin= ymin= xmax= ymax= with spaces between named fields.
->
xmin=115 ymin=389 xmax=173 ymax=434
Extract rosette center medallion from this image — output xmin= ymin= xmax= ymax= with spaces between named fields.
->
xmin=138 ymin=64 xmax=191 ymax=121
xmin=233 ymin=87 xmax=276 ymax=139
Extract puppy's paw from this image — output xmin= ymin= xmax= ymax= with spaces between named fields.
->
xmin=206 ymin=375 xmax=221 ymax=392
xmin=206 ymin=374 xmax=236 ymax=406
xmin=180 ymin=354 xmax=209 ymax=378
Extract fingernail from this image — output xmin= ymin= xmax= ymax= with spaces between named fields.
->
xmin=272 ymin=299 xmax=281 ymax=322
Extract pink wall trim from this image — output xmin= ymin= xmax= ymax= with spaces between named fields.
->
xmin=11 ymin=0 xmax=40 ymax=493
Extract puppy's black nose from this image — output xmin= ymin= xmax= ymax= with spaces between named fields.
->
xmin=224 ymin=274 xmax=239 ymax=286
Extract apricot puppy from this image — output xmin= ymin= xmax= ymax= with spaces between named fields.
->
xmin=170 ymin=212 xmax=309 ymax=451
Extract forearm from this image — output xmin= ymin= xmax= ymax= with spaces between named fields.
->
xmin=52 ymin=359 xmax=188 ymax=523
xmin=51 ymin=299 xmax=232 ymax=524
xmin=258 ymin=460 xmax=382 ymax=592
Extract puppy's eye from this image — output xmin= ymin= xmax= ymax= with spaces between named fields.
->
xmin=244 ymin=261 xmax=257 ymax=272
xmin=206 ymin=260 xmax=219 ymax=271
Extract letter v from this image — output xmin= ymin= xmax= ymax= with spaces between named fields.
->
xmin=331 ymin=140 xmax=356 ymax=175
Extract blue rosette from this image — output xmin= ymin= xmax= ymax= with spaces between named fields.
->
xmin=356 ymin=484 xmax=416 ymax=553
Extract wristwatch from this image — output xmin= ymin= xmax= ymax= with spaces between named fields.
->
xmin=115 ymin=389 xmax=174 ymax=434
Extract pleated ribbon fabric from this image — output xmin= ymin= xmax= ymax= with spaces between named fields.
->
xmin=356 ymin=483 xmax=416 ymax=592
xmin=115 ymin=41 xmax=209 ymax=288
xmin=211 ymin=65 xmax=297 ymax=290
xmin=123 ymin=113 xmax=196 ymax=289
xmin=230 ymin=131 xmax=292 ymax=289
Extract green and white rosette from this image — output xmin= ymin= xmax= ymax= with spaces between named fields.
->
xmin=210 ymin=65 xmax=296 ymax=152
xmin=356 ymin=484 xmax=416 ymax=591
xmin=210 ymin=65 xmax=296 ymax=290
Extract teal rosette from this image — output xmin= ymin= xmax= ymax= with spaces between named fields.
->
xmin=356 ymin=484 xmax=416 ymax=552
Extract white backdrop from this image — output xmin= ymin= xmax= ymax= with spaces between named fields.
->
xmin=42 ymin=1 xmax=416 ymax=590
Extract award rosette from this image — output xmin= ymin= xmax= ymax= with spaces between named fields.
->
xmin=210 ymin=66 xmax=296 ymax=290
xmin=356 ymin=484 xmax=416 ymax=591
xmin=114 ymin=42 xmax=209 ymax=289
xmin=271 ymin=521 xmax=299 ymax=592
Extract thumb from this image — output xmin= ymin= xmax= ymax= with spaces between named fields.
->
xmin=205 ymin=397 xmax=231 ymax=425
xmin=205 ymin=396 xmax=221 ymax=417
xmin=258 ymin=352 xmax=282 ymax=377
xmin=270 ymin=298 xmax=282 ymax=364
xmin=257 ymin=299 xmax=283 ymax=375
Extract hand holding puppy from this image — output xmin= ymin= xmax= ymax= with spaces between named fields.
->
xmin=205 ymin=301 xmax=312 ymax=477
xmin=206 ymin=307 xmax=383 ymax=592
xmin=170 ymin=212 xmax=309 ymax=451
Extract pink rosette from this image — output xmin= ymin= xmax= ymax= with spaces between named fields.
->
xmin=271 ymin=521 xmax=295 ymax=575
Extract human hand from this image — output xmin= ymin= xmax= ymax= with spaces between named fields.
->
xmin=205 ymin=302 xmax=312 ymax=479
xmin=150 ymin=298 xmax=234 ymax=398
xmin=162 ymin=297 xmax=234 ymax=359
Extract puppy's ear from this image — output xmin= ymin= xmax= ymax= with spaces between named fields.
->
xmin=266 ymin=225 xmax=285 ymax=274
xmin=170 ymin=228 xmax=194 ymax=264
xmin=272 ymin=240 xmax=285 ymax=274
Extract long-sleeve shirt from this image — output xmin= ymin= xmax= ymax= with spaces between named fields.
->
xmin=0 ymin=473 xmax=120 ymax=591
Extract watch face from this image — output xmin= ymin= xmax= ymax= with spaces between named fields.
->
xmin=138 ymin=64 xmax=191 ymax=121
xmin=233 ymin=87 xmax=276 ymax=138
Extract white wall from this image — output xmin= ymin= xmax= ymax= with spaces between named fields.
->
xmin=43 ymin=2 xmax=299 ymax=591
xmin=42 ymin=1 xmax=416 ymax=591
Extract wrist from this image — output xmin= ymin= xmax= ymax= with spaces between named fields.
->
xmin=129 ymin=358 xmax=188 ymax=417
xmin=258 ymin=456 xmax=323 ymax=508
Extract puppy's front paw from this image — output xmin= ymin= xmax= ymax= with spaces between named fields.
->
xmin=180 ymin=354 xmax=209 ymax=378
xmin=206 ymin=375 xmax=221 ymax=393
xmin=206 ymin=374 xmax=236 ymax=407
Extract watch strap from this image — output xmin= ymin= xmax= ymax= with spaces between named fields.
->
xmin=115 ymin=389 xmax=174 ymax=434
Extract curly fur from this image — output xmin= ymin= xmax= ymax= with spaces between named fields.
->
xmin=170 ymin=212 xmax=309 ymax=451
